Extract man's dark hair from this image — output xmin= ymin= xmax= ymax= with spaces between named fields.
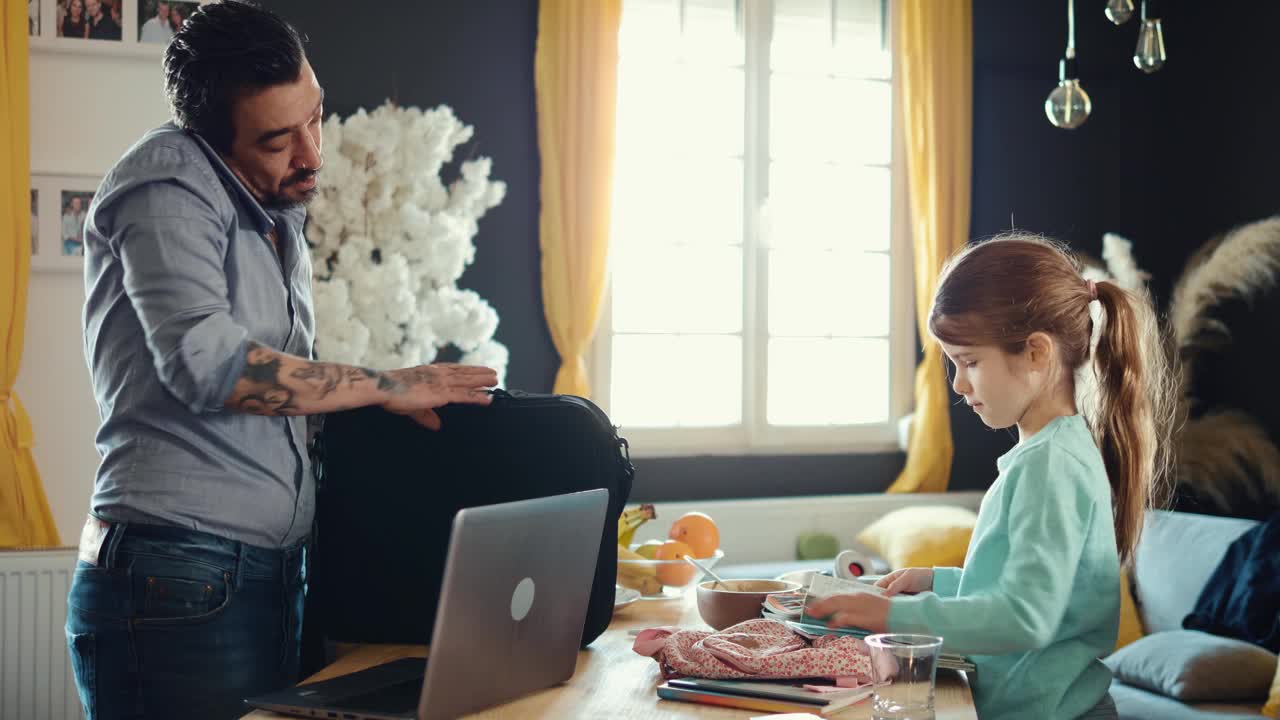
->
xmin=164 ymin=1 xmax=306 ymax=154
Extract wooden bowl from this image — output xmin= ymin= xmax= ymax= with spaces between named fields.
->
xmin=695 ymin=578 xmax=802 ymax=630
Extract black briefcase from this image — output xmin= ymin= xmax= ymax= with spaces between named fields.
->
xmin=307 ymin=389 xmax=634 ymax=654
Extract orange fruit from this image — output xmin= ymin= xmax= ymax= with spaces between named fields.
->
xmin=654 ymin=540 xmax=697 ymax=586
xmin=668 ymin=512 xmax=720 ymax=558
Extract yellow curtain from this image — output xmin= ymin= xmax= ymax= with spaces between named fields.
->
xmin=535 ymin=0 xmax=622 ymax=397
xmin=886 ymin=0 xmax=972 ymax=494
xmin=0 ymin=1 xmax=59 ymax=547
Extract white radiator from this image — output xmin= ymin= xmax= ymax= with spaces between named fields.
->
xmin=0 ymin=549 xmax=83 ymax=720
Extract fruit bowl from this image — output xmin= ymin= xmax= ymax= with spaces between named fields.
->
xmin=617 ymin=547 xmax=725 ymax=600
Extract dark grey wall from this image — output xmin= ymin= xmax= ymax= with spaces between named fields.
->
xmin=633 ymin=452 xmax=906 ymax=501
xmin=268 ymin=0 xmax=905 ymax=501
xmin=266 ymin=0 xmax=558 ymax=394
xmin=267 ymin=0 xmax=1279 ymax=502
xmin=958 ymin=0 xmax=1280 ymax=492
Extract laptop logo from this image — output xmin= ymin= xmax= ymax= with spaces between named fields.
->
xmin=510 ymin=577 xmax=536 ymax=621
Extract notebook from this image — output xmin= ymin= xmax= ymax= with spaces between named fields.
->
xmin=660 ymin=677 xmax=880 ymax=716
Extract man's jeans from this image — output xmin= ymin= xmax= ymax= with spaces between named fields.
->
xmin=66 ymin=519 xmax=306 ymax=720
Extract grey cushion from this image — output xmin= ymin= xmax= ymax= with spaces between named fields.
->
xmin=1132 ymin=511 xmax=1258 ymax=634
xmin=1111 ymin=681 xmax=1266 ymax=720
xmin=1104 ymin=630 xmax=1277 ymax=702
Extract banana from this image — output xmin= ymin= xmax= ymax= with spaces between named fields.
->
xmin=617 ymin=503 xmax=657 ymax=547
xmin=616 ymin=544 xmax=658 ymax=575
xmin=616 ymin=572 xmax=663 ymax=596
xmin=617 ymin=543 xmax=663 ymax=595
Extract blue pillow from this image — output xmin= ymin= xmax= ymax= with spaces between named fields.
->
xmin=1104 ymin=630 xmax=1278 ymax=701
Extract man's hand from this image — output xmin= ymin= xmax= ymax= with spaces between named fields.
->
xmin=874 ymin=567 xmax=934 ymax=597
xmin=379 ymin=363 xmax=498 ymax=430
xmin=806 ymin=592 xmax=891 ymax=633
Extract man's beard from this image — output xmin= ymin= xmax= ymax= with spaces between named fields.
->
xmin=262 ymin=167 xmax=319 ymax=210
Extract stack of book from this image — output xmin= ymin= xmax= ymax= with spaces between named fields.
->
xmin=657 ymin=676 xmax=883 ymax=716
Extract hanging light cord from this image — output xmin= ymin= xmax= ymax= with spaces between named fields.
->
xmin=1066 ymin=0 xmax=1077 ymax=59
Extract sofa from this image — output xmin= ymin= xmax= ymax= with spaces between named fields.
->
xmin=700 ymin=500 xmax=1275 ymax=719
xmin=1110 ymin=510 xmax=1273 ymax=720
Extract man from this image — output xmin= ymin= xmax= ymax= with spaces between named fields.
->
xmin=61 ymin=195 xmax=84 ymax=256
xmin=66 ymin=2 xmax=497 ymax=718
xmin=85 ymin=0 xmax=120 ymax=40
xmin=139 ymin=1 xmax=172 ymax=44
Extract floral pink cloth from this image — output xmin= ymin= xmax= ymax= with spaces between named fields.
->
xmin=632 ymin=618 xmax=874 ymax=683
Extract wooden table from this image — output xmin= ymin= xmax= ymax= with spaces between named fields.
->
xmin=244 ymin=592 xmax=978 ymax=719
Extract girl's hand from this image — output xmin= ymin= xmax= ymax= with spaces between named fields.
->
xmin=806 ymin=593 xmax=890 ymax=633
xmin=874 ymin=567 xmax=934 ymax=597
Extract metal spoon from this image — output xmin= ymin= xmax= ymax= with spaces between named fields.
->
xmin=684 ymin=555 xmax=726 ymax=589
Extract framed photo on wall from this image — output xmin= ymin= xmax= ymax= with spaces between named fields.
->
xmin=30 ymin=174 xmax=100 ymax=272
xmin=138 ymin=0 xmax=199 ymax=45
xmin=55 ymin=0 xmax=122 ymax=42
xmin=30 ymin=0 xmax=212 ymax=57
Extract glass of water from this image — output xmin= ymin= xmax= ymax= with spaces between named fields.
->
xmin=864 ymin=634 xmax=944 ymax=720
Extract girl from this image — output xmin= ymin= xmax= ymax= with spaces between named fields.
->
xmin=809 ymin=234 xmax=1173 ymax=720
xmin=60 ymin=0 xmax=88 ymax=39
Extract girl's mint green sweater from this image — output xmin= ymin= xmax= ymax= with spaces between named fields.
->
xmin=889 ymin=414 xmax=1120 ymax=720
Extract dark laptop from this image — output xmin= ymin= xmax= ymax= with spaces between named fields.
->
xmin=245 ymin=489 xmax=609 ymax=720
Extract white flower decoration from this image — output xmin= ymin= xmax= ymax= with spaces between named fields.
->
xmin=308 ymin=102 xmax=508 ymax=385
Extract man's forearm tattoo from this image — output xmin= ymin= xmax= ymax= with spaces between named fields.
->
xmin=235 ymin=343 xmax=299 ymax=415
xmin=386 ymin=366 xmax=440 ymax=389
xmin=235 ymin=344 xmax=406 ymax=415
xmin=377 ymin=373 xmax=399 ymax=392
xmin=288 ymin=363 xmax=382 ymax=397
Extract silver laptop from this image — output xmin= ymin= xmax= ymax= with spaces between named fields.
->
xmin=245 ymin=489 xmax=609 ymax=720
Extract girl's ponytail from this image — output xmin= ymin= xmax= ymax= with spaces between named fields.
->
xmin=1092 ymin=281 xmax=1174 ymax=565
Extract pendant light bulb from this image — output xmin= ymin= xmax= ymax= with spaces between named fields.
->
xmin=1045 ymin=55 xmax=1092 ymax=129
xmin=1105 ymin=0 xmax=1135 ymax=25
xmin=1134 ymin=0 xmax=1166 ymax=73
xmin=1046 ymin=0 xmax=1091 ymax=129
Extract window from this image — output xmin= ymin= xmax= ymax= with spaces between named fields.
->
xmin=592 ymin=0 xmax=911 ymax=455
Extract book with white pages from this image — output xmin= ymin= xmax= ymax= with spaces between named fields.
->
xmin=789 ymin=574 xmax=976 ymax=674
